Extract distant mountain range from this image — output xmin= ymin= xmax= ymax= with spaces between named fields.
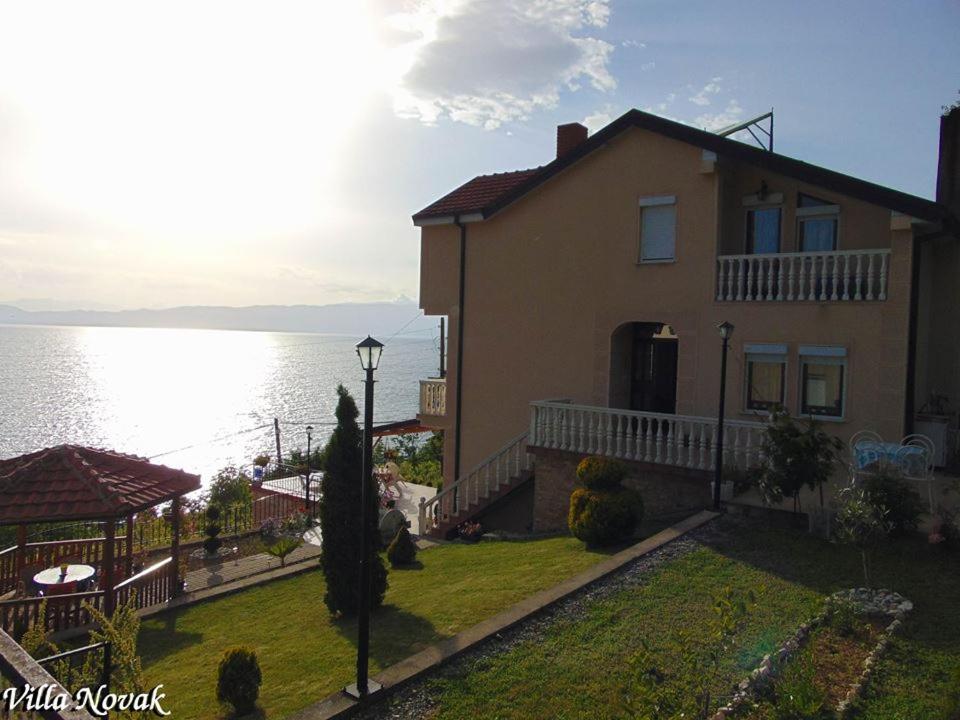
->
xmin=0 ymin=300 xmax=438 ymax=336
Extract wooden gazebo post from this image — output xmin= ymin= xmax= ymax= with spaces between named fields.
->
xmin=103 ymin=520 xmax=116 ymax=617
xmin=125 ymin=513 xmax=134 ymax=575
xmin=169 ymin=495 xmax=181 ymax=599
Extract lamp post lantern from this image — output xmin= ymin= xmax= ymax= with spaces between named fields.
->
xmin=346 ymin=335 xmax=384 ymax=700
xmin=714 ymin=321 xmax=734 ymax=511
xmin=305 ymin=425 xmax=314 ymax=514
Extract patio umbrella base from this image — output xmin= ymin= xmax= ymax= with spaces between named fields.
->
xmin=343 ymin=679 xmax=382 ymax=700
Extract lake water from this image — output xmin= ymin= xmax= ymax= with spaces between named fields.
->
xmin=0 ymin=324 xmax=437 ymax=484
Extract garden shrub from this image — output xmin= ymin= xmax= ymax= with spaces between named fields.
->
xmin=754 ymin=411 xmax=842 ymax=512
xmin=576 ymin=456 xmax=627 ymax=490
xmin=834 ymin=484 xmax=892 ymax=587
xmin=216 ymin=646 xmax=262 ymax=716
xmin=387 ymin=526 xmax=418 ymax=567
xmin=824 ymin=596 xmax=866 ymax=638
xmin=568 ymin=457 xmax=643 ymax=546
xmin=860 ymin=468 xmax=924 ymax=536
xmin=772 ymin=657 xmax=827 ymax=719
xmin=202 ymin=505 xmax=223 ymax=555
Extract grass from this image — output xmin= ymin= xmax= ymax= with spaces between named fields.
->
xmin=138 ymin=535 xmax=615 ymax=719
xmin=419 ymin=517 xmax=960 ymax=720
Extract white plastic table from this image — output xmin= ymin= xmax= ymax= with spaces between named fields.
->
xmin=33 ymin=564 xmax=95 ymax=587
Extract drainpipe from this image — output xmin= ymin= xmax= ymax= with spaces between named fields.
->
xmin=454 ymin=216 xmax=467 ymax=482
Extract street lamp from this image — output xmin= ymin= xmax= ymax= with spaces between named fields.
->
xmin=305 ymin=425 xmax=314 ymax=515
xmin=346 ymin=335 xmax=384 ymax=700
xmin=713 ymin=321 xmax=734 ymax=511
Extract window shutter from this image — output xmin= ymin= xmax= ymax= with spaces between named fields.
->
xmin=640 ymin=204 xmax=676 ymax=261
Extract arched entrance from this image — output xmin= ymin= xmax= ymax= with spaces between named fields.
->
xmin=609 ymin=322 xmax=678 ymax=414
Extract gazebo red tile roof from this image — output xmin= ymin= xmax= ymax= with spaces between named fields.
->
xmin=0 ymin=445 xmax=201 ymax=525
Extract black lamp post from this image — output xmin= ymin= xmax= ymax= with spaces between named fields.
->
xmin=305 ymin=425 xmax=314 ymax=514
xmin=713 ymin=321 xmax=735 ymax=511
xmin=346 ymin=335 xmax=384 ymax=700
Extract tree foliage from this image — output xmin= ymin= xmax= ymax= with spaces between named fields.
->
xmin=754 ymin=411 xmax=843 ymax=511
xmin=207 ymin=466 xmax=253 ymax=512
xmin=318 ymin=384 xmax=387 ymax=615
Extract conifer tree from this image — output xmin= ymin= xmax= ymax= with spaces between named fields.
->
xmin=319 ymin=384 xmax=387 ymax=615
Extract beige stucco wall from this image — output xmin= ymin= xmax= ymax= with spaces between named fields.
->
xmin=419 ymin=126 xmax=916 ymax=486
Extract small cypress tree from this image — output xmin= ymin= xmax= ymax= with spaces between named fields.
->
xmin=319 ymin=384 xmax=387 ymax=615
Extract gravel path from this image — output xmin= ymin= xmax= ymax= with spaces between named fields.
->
xmin=356 ymin=520 xmax=725 ymax=720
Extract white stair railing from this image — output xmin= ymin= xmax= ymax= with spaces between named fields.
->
xmin=528 ymin=401 xmax=765 ymax=471
xmin=716 ymin=249 xmax=890 ymax=302
xmin=417 ymin=432 xmax=531 ymax=535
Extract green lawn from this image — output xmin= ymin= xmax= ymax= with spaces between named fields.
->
xmin=138 ymin=536 xmax=614 ymax=719
xmin=421 ymin=517 xmax=960 ymax=720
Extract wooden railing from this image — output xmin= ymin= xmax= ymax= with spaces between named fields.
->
xmin=113 ymin=557 xmax=172 ymax=610
xmin=418 ymin=432 xmax=531 ymax=535
xmin=529 ymin=401 xmax=766 ymax=471
xmin=419 ymin=378 xmax=446 ymax=416
xmin=716 ymin=249 xmax=891 ymax=302
xmin=0 ymin=592 xmax=104 ymax=636
xmin=0 ymin=538 xmax=126 ymax=596
xmin=0 ymin=628 xmax=96 ymax=719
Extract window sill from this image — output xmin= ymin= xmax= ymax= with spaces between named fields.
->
xmin=800 ymin=414 xmax=846 ymax=423
xmin=636 ymin=258 xmax=676 ymax=265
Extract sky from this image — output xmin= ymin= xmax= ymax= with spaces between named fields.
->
xmin=0 ymin=0 xmax=957 ymax=311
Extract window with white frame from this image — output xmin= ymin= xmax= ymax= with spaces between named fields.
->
xmin=638 ymin=196 xmax=676 ymax=262
xmin=799 ymin=346 xmax=846 ymax=419
xmin=744 ymin=344 xmax=787 ymax=412
xmin=797 ymin=193 xmax=839 ymax=252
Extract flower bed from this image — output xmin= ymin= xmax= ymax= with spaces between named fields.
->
xmin=715 ymin=589 xmax=912 ymax=719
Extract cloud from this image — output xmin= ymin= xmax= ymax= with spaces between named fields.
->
xmin=695 ymin=99 xmax=745 ymax=131
xmin=583 ymin=104 xmax=616 ymax=132
xmin=688 ymin=76 xmax=723 ymax=106
xmin=389 ymin=0 xmax=616 ymax=129
xmin=621 ymin=39 xmax=645 ymax=48
xmin=640 ymin=61 xmax=655 ymax=71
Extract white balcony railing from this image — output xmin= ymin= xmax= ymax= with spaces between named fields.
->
xmin=419 ymin=377 xmax=446 ymax=416
xmin=529 ymin=400 xmax=766 ymax=471
xmin=716 ymin=249 xmax=891 ymax=302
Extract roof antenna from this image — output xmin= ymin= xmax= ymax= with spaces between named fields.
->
xmin=715 ymin=108 xmax=774 ymax=151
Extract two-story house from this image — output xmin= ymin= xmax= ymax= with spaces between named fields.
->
xmin=412 ymin=107 xmax=960 ymax=537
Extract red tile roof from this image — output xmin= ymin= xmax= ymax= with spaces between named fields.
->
xmin=413 ymin=168 xmax=541 ymax=220
xmin=0 ymin=445 xmax=201 ymax=525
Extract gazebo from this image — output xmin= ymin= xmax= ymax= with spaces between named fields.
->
xmin=0 ymin=445 xmax=200 ymax=629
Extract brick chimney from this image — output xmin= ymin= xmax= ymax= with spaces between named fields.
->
xmin=937 ymin=105 xmax=960 ymax=217
xmin=556 ymin=122 xmax=588 ymax=159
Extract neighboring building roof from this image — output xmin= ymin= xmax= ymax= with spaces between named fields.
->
xmin=414 ymin=168 xmax=541 ymax=221
xmin=413 ymin=109 xmax=951 ymax=225
xmin=0 ymin=445 xmax=201 ymax=525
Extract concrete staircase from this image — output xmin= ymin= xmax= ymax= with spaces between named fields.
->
xmin=418 ymin=432 xmax=532 ymax=539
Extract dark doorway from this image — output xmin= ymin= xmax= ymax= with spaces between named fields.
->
xmin=629 ymin=323 xmax=678 ymax=414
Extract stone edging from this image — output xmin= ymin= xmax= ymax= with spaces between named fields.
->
xmin=289 ymin=510 xmax=719 ymax=720
xmin=711 ymin=588 xmax=913 ymax=720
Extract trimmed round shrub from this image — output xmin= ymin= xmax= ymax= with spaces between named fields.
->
xmin=576 ymin=456 xmax=627 ymax=490
xmin=568 ymin=486 xmax=644 ymax=546
xmin=387 ymin=526 xmax=418 ymax=567
xmin=217 ymin=646 xmax=262 ymax=715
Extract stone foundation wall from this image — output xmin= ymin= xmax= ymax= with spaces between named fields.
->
xmin=530 ymin=447 xmax=713 ymax=532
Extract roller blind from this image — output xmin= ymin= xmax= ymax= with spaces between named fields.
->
xmin=640 ymin=204 xmax=676 ymax=261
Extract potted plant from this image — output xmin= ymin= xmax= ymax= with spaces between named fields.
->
xmin=252 ymin=455 xmax=270 ymax=484
xmin=458 ymin=520 xmax=484 ymax=543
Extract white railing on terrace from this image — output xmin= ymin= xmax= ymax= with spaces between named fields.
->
xmin=418 ymin=432 xmax=531 ymax=535
xmin=419 ymin=377 xmax=447 ymax=416
xmin=716 ymin=249 xmax=891 ymax=302
xmin=529 ymin=400 xmax=766 ymax=471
